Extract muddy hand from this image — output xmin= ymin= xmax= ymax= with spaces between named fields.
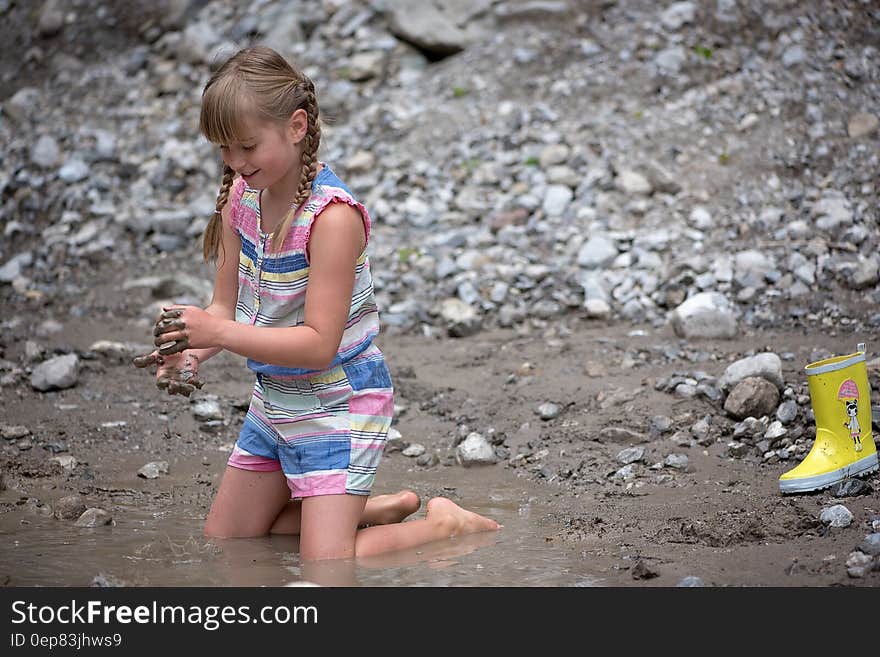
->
xmin=156 ymin=352 xmax=203 ymax=397
xmin=132 ymin=352 xmax=161 ymax=369
xmin=153 ymin=308 xmax=189 ymax=356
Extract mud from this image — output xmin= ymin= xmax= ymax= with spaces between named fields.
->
xmin=1 ymin=270 xmax=878 ymax=586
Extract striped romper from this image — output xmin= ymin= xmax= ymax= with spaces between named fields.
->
xmin=226 ymin=164 xmax=394 ymax=499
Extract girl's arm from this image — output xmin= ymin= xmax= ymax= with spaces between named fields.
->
xmin=219 ymin=202 xmax=365 ymax=369
xmin=158 ymin=202 xmax=365 ymax=371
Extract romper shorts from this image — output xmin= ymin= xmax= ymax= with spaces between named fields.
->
xmin=227 ymin=345 xmax=394 ymax=498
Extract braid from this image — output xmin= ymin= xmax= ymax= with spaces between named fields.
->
xmin=271 ymin=77 xmax=322 ymax=251
xmin=203 ymin=164 xmax=235 ymax=262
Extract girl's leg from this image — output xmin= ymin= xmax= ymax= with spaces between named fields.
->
xmin=204 ymin=466 xmax=292 ymax=538
xmin=298 ymin=494 xmax=500 ymax=561
xmin=354 ymin=497 xmax=500 ymax=559
xmin=269 ymin=489 xmax=421 ymax=535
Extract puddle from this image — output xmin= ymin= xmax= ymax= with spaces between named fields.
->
xmin=0 ymin=456 xmax=603 ymax=587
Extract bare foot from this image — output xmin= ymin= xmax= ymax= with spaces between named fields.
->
xmin=359 ymin=490 xmax=421 ymax=527
xmin=425 ymin=497 xmax=501 ymax=537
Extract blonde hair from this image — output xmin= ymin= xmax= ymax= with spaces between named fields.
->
xmin=199 ymin=46 xmax=322 ymax=260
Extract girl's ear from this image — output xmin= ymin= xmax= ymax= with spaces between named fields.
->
xmin=288 ymin=108 xmax=308 ymax=144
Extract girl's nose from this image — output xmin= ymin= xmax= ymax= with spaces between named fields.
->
xmin=223 ymin=151 xmax=245 ymax=171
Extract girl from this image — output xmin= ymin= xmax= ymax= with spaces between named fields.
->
xmin=134 ymin=46 xmax=499 ymax=562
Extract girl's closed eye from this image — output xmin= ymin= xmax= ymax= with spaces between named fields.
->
xmin=243 ymin=144 xmax=257 ymax=151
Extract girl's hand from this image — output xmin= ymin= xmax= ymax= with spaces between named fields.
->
xmin=132 ymin=349 xmax=204 ymax=397
xmin=152 ymin=305 xmax=221 ymax=355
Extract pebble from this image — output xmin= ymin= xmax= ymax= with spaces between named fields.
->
xmin=137 ymin=461 xmax=169 ymax=479
xmin=455 ymin=432 xmax=496 ymax=466
xmin=54 ymin=494 xmax=87 ymax=520
xmin=819 ymin=504 xmax=853 ymax=528
xmin=75 ymin=508 xmax=114 ymax=527
xmin=402 ymin=443 xmax=426 ymax=457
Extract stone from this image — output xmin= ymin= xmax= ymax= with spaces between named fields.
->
xmin=137 ymin=461 xmax=169 ymax=479
xmin=724 ymin=377 xmax=780 ymax=420
xmin=54 ymin=494 xmax=87 ymax=520
xmin=30 ymin=354 xmax=80 ymax=391
xmin=847 ymin=112 xmax=879 ymax=139
xmin=455 ymin=432 xmax=496 ymax=466
xmin=75 ymin=508 xmax=114 ymax=527
xmin=670 ymin=293 xmax=738 ymax=339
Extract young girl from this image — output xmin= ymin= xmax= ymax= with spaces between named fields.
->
xmin=134 ymin=46 xmax=499 ymax=562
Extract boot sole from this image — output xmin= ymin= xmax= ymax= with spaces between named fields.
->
xmin=779 ymin=451 xmax=879 ymax=493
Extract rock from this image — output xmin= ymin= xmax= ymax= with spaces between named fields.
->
xmin=58 ymin=158 xmax=90 ymax=183
xmin=776 ymin=400 xmax=798 ymax=424
xmin=597 ymin=426 xmax=647 ymax=444
xmin=631 ymin=560 xmax=659 ymax=580
xmin=542 ymin=185 xmax=573 ymax=216
xmin=1 ymin=425 xmax=30 ymax=440
xmin=4 ymin=86 xmax=40 ymax=124
xmin=385 ymin=428 xmax=405 ymax=452
xmin=615 ymin=169 xmax=652 ymax=195
xmin=845 ymin=551 xmax=873 ymax=578
xmin=726 ymin=441 xmax=749 ymax=457
xmin=847 ymin=112 xmax=879 ymax=139
xmin=724 ymin=377 xmax=780 ymax=420
xmin=718 ymin=352 xmax=784 ymax=392
xmin=661 ymin=2 xmax=697 ymax=30
xmin=416 ymin=451 xmax=440 ymax=467
xmin=88 ymin=340 xmax=138 ymax=363
xmin=386 ymin=0 xmax=469 ymax=58
xmin=192 ymin=399 xmax=223 ymax=422
xmin=438 ymin=298 xmax=481 ymax=337
xmin=455 ymin=432 xmax=496 ymax=466
xmin=0 ymin=252 xmax=33 ymax=283
xmin=37 ymin=0 xmax=65 ymax=37
xmin=75 ymin=508 xmax=114 ymax=527
xmin=664 ymin=453 xmax=689 ymax=470
xmin=30 ymin=354 xmax=80 ymax=391
xmin=50 ymin=454 xmax=77 ymax=471
xmin=819 ymin=504 xmax=853 ymax=528
xmin=54 ymin=494 xmax=87 ymax=520
xmin=616 ymin=446 xmax=645 ymax=464
xmin=536 ymin=402 xmax=561 ymax=420
xmin=584 ymin=298 xmax=611 ymax=319
xmin=614 ymin=464 xmax=636 ymax=480
xmin=670 ymin=293 xmax=738 ymax=339
xmin=402 ymin=443 xmax=426 ymax=457
xmin=137 ymin=461 xmax=169 ymax=479
xmin=830 ymin=479 xmax=871 ymax=497
xmin=859 ymin=533 xmax=880 ymax=557
xmin=31 ymin=134 xmax=61 ymax=168
xmin=577 ymin=235 xmax=618 ymax=268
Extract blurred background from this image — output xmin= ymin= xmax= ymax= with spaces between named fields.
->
xmin=1 ymin=0 xmax=878 ymax=340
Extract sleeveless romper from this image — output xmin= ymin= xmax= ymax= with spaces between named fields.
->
xmin=225 ymin=164 xmax=394 ymax=499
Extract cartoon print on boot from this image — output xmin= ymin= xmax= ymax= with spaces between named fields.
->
xmin=844 ymin=399 xmax=862 ymax=452
xmin=837 ymin=378 xmax=862 ymax=452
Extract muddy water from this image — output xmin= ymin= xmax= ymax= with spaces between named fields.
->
xmin=0 ymin=455 xmax=603 ymax=587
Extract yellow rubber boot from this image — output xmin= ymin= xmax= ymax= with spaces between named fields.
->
xmin=779 ymin=343 xmax=878 ymax=493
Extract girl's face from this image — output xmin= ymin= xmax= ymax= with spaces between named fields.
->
xmin=218 ymin=110 xmax=307 ymax=193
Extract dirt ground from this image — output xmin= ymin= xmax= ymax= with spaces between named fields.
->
xmin=1 ymin=260 xmax=878 ymax=587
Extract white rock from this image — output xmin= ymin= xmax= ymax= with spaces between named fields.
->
xmin=137 ymin=461 xmax=169 ymax=479
xmin=820 ymin=504 xmax=853 ymax=528
xmin=455 ymin=432 xmax=496 ymax=466
xmin=670 ymin=292 xmax=738 ymax=339
xmin=30 ymin=354 xmax=80 ymax=391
